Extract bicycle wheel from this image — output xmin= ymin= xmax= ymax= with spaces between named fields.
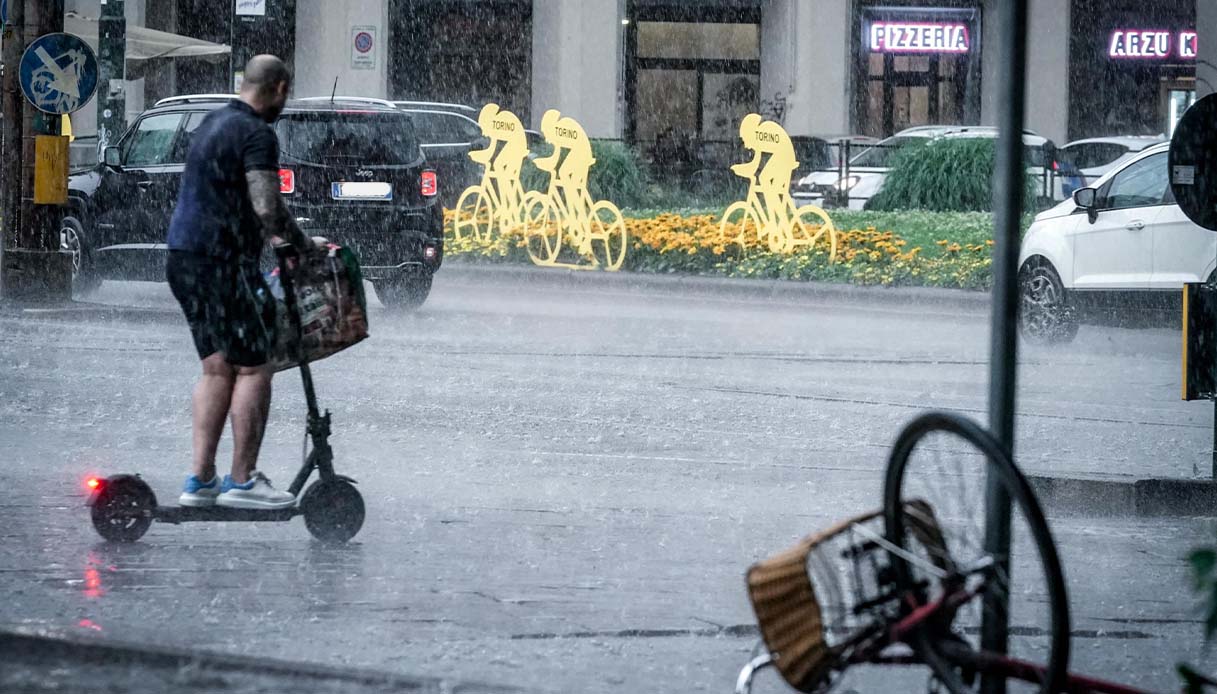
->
xmin=453 ymin=186 xmax=493 ymax=241
xmin=589 ymin=201 xmax=627 ymax=271
xmin=883 ymin=412 xmax=1068 ymax=694
xmin=793 ymin=204 xmax=839 ymax=262
xmin=522 ymin=192 xmax=562 ymax=266
xmin=719 ymin=202 xmax=761 ymax=250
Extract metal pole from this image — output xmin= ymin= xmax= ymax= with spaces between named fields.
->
xmin=1 ymin=0 xmax=24 ymax=259
xmin=982 ymin=0 xmax=1029 ymax=692
xmin=96 ymin=0 xmax=125 ymax=153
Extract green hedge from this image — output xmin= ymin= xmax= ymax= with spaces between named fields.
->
xmin=866 ymin=138 xmax=1038 ymax=213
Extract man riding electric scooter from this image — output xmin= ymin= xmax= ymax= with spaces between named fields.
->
xmin=165 ymin=55 xmax=317 ymax=510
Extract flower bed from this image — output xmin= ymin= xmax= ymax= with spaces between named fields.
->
xmin=443 ymin=209 xmax=1000 ymax=291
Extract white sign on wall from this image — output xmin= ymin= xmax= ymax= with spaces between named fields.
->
xmin=235 ymin=0 xmax=266 ymax=16
xmin=351 ymin=26 xmax=377 ymax=70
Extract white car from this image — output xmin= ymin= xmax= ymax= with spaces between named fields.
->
xmin=1018 ymin=142 xmax=1215 ymax=343
xmin=1059 ymin=135 xmax=1165 ymax=185
xmin=793 ymin=126 xmax=1073 ymax=210
xmin=792 ymin=125 xmax=951 ymax=210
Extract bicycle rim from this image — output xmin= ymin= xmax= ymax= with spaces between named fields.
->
xmin=882 ymin=412 xmax=1069 ymax=694
xmin=591 ymin=202 xmax=627 ymax=271
xmin=720 ymin=202 xmax=758 ymax=250
xmin=454 ymin=187 xmax=491 ymax=241
xmin=524 ymin=197 xmax=562 ymax=265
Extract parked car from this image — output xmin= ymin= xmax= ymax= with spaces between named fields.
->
xmin=1017 ymin=142 xmax=1214 ymax=343
xmin=63 ymin=94 xmax=444 ymax=309
xmin=1058 ymin=135 xmax=1165 ymax=185
xmin=793 ymin=126 xmax=1080 ymax=210
xmin=393 ymin=103 xmax=485 ymax=207
xmin=393 ymin=100 xmax=479 ymax=118
xmin=792 ymin=126 xmax=955 ymax=209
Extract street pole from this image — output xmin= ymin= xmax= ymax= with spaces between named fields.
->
xmin=96 ymin=0 xmax=125 ymax=152
xmin=982 ymin=0 xmax=1029 ymax=692
xmin=0 ymin=0 xmax=72 ymax=304
xmin=0 ymin=0 xmax=24 ymax=271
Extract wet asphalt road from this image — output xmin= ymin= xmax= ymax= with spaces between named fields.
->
xmin=0 ymin=269 xmax=1214 ymax=692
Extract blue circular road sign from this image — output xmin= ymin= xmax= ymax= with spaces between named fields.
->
xmin=19 ymin=32 xmax=99 ymax=115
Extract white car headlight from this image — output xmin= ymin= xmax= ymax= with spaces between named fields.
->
xmin=834 ymin=175 xmax=861 ymax=192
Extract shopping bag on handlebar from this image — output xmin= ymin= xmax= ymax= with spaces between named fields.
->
xmin=265 ymin=245 xmax=369 ymax=372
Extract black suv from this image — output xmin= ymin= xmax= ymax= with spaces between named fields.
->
xmin=65 ymin=95 xmax=444 ymax=308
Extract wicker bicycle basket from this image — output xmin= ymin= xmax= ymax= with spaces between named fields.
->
xmin=745 ymin=501 xmax=948 ymax=693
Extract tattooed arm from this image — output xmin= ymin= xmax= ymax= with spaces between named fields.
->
xmin=246 ymin=170 xmax=312 ymax=250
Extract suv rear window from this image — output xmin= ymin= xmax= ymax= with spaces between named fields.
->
xmin=276 ymin=112 xmax=421 ymax=165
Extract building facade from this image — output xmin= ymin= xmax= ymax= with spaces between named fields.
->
xmin=63 ymin=0 xmax=1202 ymax=149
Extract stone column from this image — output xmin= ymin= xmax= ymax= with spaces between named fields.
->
xmin=761 ymin=0 xmax=851 ymax=137
xmin=530 ymin=0 xmax=624 ymax=138
xmin=293 ymin=0 xmax=389 ymax=99
xmin=981 ymin=0 xmax=1069 ymax=144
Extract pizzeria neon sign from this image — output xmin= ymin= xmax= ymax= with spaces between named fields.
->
xmin=1109 ymin=30 xmax=1197 ymax=59
xmin=869 ymin=22 xmax=970 ymax=54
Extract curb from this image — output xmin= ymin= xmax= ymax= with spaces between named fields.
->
xmin=1028 ymin=475 xmax=1217 ymax=518
xmin=440 ymin=261 xmax=991 ymax=312
xmin=0 ymin=628 xmax=517 ymax=693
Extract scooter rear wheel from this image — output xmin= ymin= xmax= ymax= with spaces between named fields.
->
xmin=301 ymin=479 xmax=365 ymax=543
xmin=91 ymin=476 xmax=155 ymax=543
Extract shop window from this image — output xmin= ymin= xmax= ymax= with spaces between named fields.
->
xmin=635 ymin=70 xmax=699 ymax=143
xmin=1167 ymin=89 xmax=1196 ymax=137
xmin=636 ymin=22 xmax=759 ymax=61
xmin=627 ymin=10 xmax=761 ymax=156
xmin=389 ymin=0 xmax=532 ymax=121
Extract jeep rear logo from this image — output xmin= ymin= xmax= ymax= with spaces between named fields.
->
xmin=355 ymin=169 xmax=374 ymax=178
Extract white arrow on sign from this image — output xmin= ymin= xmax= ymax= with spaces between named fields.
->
xmin=34 ymin=45 xmax=80 ymax=100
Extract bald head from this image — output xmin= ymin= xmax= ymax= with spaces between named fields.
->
xmin=240 ymin=54 xmax=292 ymax=122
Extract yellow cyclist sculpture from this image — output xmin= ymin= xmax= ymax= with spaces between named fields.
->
xmin=452 ymin=103 xmax=531 ymax=241
xmin=522 ymin=109 xmax=627 ymax=271
xmin=720 ymin=113 xmax=838 ymax=259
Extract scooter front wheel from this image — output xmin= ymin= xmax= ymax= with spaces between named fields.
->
xmin=301 ymin=479 xmax=365 ymax=543
xmin=91 ymin=476 xmax=156 ymax=543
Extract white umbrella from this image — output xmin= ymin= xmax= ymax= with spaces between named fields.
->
xmin=63 ymin=12 xmax=230 ymax=64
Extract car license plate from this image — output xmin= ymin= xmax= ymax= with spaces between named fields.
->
xmin=331 ymin=182 xmax=393 ymax=200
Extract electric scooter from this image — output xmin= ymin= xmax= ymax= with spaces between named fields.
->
xmin=87 ymin=245 xmax=365 ymax=544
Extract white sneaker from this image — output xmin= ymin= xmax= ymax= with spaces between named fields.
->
xmin=179 ymin=475 xmax=220 ymax=507
xmin=216 ymin=471 xmax=296 ymax=510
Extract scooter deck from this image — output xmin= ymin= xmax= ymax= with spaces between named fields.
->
xmin=154 ymin=505 xmax=300 ymax=524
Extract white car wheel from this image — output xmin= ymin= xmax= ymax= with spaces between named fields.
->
xmin=1019 ymin=261 xmax=1078 ymax=344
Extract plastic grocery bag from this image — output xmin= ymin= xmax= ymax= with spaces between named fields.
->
xmin=265 ymin=245 xmax=369 ymax=372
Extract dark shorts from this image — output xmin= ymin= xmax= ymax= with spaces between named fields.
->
xmin=166 ymin=251 xmax=277 ymax=367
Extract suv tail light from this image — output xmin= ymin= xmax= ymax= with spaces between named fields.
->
xmin=279 ymin=169 xmax=295 ymax=194
xmin=420 ymin=170 xmax=437 ymax=197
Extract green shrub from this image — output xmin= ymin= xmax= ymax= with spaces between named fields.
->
xmin=866 ymin=138 xmax=1036 ymax=213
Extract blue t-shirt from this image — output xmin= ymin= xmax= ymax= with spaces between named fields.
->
xmin=167 ymin=100 xmax=280 ymax=261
